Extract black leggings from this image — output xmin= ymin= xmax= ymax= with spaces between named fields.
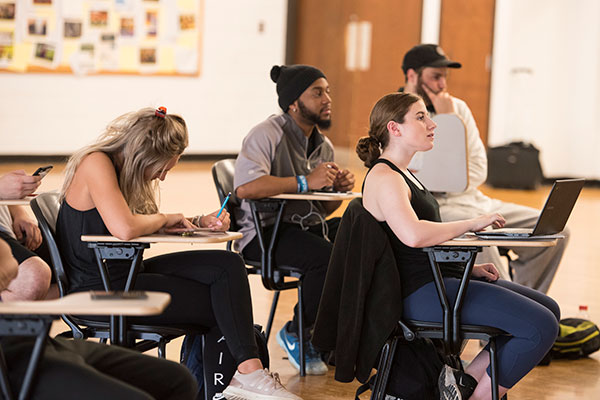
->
xmin=79 ymin=250 xmax=259 ymax=365
xmin=2 ymin=337 xmax=196 ymax=400
xmin=242 ymin=219 xmax=339 ymax=335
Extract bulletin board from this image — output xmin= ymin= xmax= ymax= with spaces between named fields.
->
xmin=0 ymin=0 xmax=203 ymax=76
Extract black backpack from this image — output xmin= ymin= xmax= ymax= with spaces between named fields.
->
xmin=181 ymin=324 xmax=270 ymax=400
xmin=356 ymin=337 xmax=444 ymax=400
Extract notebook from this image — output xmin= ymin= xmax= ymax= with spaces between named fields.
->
xmin=474 ymin=178 xmax=585 ymax=238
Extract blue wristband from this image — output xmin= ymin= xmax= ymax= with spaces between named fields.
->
xmin=296 ymin=175 xmax=308 ymax=193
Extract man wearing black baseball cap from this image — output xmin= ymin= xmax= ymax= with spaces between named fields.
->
xmin=401 ymin=43 xmax=461 ymax=114
xmin=401 ymin=44 xmax=567 ymax=296
xmin=233 ymin=64 xmax=355 ymax=376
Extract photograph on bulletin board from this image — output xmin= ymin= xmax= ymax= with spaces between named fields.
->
xmin=0 ymin=0 xmax=203 ymax=76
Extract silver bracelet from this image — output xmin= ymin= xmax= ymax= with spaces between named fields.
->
xmin=192 ymin=215 xmax=204 ymax=226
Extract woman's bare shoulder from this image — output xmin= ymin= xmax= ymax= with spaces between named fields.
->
xmin=78 ymin=152 xmax=114 ymax=174
xmin=367 ymin=163 xmax=404 ymax=186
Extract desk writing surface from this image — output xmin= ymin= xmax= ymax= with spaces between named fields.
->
xmin=0 ymin=198 xmax=32 ymax=206
xmin=268 ymin=192 xmax=361 ymax=201
xmin=0 ymin=291 xmax=171 ymax=316
xmin=81 ymin=231 xmax=242 ymax=244
xmin=0 ymin=192 xmax=55 ymax=206
xmin=439 ymin=237 xmax=558 ymax=248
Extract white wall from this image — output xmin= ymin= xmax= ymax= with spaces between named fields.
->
xmin=489 ymin=0 xmax=600 ymax=179
xmin=0 ymin=0 xmax=287 ymax=155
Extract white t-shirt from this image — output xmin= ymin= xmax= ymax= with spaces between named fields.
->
xmin=0 ymin=206 xmax=15 ymax=238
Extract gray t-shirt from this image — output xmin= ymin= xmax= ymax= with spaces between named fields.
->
xmin=0 ymin=206 xmax=15 ymax=238
xmin=233 ymin=113 xmax=335 ymax=251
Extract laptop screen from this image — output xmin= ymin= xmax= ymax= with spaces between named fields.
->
xmin=531 ymin=179 xmax=585 ymax=235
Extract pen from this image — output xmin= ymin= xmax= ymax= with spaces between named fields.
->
xmin=216 ymin=192 xmax=231 ymax=218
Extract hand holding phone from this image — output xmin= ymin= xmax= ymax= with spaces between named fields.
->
xmin=0 ymin=170 xmax=41 ymax=199
xmin=32 ymin=165 xmax=53 ymax=178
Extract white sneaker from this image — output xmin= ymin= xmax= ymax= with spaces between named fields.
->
xmin=223 ymin=368 xmax=303 ymax=400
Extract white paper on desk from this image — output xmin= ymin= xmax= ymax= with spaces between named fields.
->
xmin=310 ymin=191 xmax=349 ymax=196
xmin=452 ymin=233 xmax=479 ymax=241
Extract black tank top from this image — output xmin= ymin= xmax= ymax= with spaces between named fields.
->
xmin=364 ymin=158 xmax=462 ymax=297
xmin=56 ymin=201 xmax=132 ymax=292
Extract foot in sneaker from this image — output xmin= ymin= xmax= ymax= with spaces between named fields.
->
xmin=438 ymin=364 xmax=477 ymax=400
xmin=305 ymin=341 xmax=328 ymax=375
xmin=222 ymin=368 xmax=303 ymax=400
xmin=276 ymin=323 xmax=327 ymax=375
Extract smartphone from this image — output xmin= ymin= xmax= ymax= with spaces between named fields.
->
xmin=32 ymin=165 xmax=53 ymax=178
xmin=90 ymin=290 xmax=148 ymax=300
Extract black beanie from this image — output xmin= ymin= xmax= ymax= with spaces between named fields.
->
xmin=270 ymin=64 xmax=326 ymax=112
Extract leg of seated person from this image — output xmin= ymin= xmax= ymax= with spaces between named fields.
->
xmin=62 ymin=338 xmax=197 ymax=400
xmin=404 ymin=278 xmax=559 ymax=396
xmin=3 ymin=337 xmax=196 ymax=400
xmin=243 ymin=223 xmax=332 ymax=335
xmin=242 ymin=222 xmax=332 ymax=375
xmin=138 ymin=250 xmax=301 ymax=399
xmin=1 ymin=256 xmax=51 ymax=301
xmin=141 ymin=250 xmax=258 ymax=364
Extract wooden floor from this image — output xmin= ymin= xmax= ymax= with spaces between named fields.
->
xmin=2 ymin=158 xmax=600 ymax=399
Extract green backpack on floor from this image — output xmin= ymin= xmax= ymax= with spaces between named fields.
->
xmin=552 ymin=318 xmax=600 ymax=359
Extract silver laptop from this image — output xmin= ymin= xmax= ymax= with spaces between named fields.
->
xmin=475 ymin=178 xmax=585 ymax=238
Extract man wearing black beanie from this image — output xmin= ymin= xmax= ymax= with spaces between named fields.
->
xmin=233 ymin=64 xmax=355 ymax=376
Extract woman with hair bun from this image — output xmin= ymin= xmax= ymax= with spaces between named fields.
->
xmin=57 ymin=107 xmax=302 ymax=400
xmin=357 ymin=93 xmax=560 ymax=400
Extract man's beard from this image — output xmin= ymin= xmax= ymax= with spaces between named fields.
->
xmin=416 ymin=74 xmax=433 ymax=107
xmin=298 ymin=100 xmax=331 ymax=130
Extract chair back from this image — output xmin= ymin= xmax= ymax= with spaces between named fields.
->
xmin=30 ymin=192 xmax=70 ymax=297
xmin=211 ymin=159 xmax=242 ymax=234
xmin=412 ymin=113 xmax=469 ymax=192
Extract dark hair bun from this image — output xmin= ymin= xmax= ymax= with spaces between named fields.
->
xmin=356 ymin=136 xmax=381 ymax=168
xmin=270 ymin=65 xmax=281 ymax=83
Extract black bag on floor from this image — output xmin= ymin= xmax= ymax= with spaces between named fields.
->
xmin=181 ymin=324 xmax=269 ymax=400
xmin=355 ymin=338 xmax=444 ymax=400
xmin=552 ymin=318 xmax=600 ymax=359
xmin=487 ymin=141 xmax=544 ymax=189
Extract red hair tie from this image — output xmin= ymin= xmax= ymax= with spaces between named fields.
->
xmin=155 ymin=106 xmax=167 ymax=118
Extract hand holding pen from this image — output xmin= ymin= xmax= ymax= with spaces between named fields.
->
xmin=199 ymin=192 xmax=231 ymax=231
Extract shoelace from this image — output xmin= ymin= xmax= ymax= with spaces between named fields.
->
xmin=259 ymin=369 xmax=285 ymax=390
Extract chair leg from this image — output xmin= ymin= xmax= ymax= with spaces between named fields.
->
xmin=489 ymin=337 xmax=499 ymax=400
xmin=297 ymin=282 xmax=305 ymax=377
xmin=158 ymin=339 xmax=167 ymax=359
xmin=371 ymin=337 xmax=399 ymax=400
xmin=265 ymin=291 xmax=281 ymax=342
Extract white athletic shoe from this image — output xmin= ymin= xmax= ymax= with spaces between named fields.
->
xmin=222 ymin=368 xmax=303 ymax=400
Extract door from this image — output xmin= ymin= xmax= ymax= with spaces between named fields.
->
xmin=439 ymin=0 xmax=496 ymax=146
xmin=291 ymin=0 xmax=423 ymax=149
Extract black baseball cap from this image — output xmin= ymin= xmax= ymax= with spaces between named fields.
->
xmin=402 ymin=44 xmax=461 ymax=74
